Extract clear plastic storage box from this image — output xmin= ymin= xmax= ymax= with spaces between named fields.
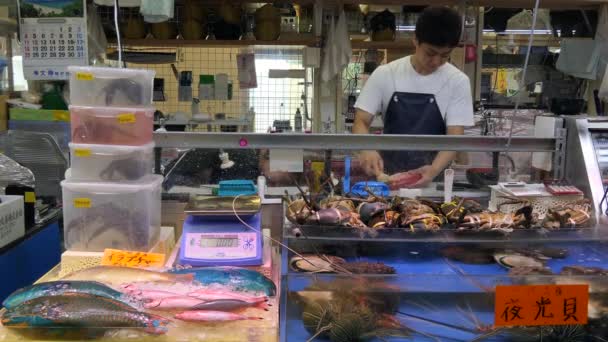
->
xmin=70 ymin=106 xmax=154 ymax=145
xmin=68 ymin=66 xmax=155 ymax=107
xmin=61 ymin=175 xmax=163 ymax=252
xmin=69 ymin=142 xmax=154 ymax=182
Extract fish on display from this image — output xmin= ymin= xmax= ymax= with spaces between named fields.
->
xmin=123 ymin=287 xmax=188 ymax=301
xmin=3 ymin=281 xmax=140 ymax=309
xmin=174 ymin=310 xmax=263 ymax=322
xmin=143 ymin=296 xmax=206 ymax=310
xmin=170 ymin=267 xmax=276 ymax=296
xmin=1 ymin=293 xmax=171 ymax=335
xmin=62 ymin=266 xmax=194 ymax=285
xmin=187 ymin=289 xmax=268 ymax=304
xmin=190 ymin=299 xmax=270 ymax=311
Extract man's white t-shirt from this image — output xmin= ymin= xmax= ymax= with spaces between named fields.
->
xmin=354 ymin=56 xmax=474 ymax=127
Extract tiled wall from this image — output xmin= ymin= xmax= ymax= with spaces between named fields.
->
xmin=125 ymin=46 xmax=311 ymax=132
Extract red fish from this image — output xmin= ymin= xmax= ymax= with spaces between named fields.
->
xmin=144 ymin=296 xmax=205 ymax=310
xmin=174 ymin=310 xmax=263 ymax=322
xmin=190 ymin=299 xmax=270 ymax=311
xmin=127 ymin=289 xmax=186 ymax=301
xmin=187 ymin=289 xmax=268 ymax=304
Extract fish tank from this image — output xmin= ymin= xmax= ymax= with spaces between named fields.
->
xmin=151 ymin=130 xmax=608 ymax=341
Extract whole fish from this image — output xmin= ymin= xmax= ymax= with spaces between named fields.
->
xmin=188 ymin=289 xmax=268 ymax=304
xmin=127 ymin=289 xmax=187 ymax=301
xmin=63 ymin=266 xmax=194 ymax=286
xmin=174 ymin=310 xmax=263 ymax=322
xmin=190 ymin=299 xmax=270 ymax=311
xmin=3 ymin=281 xmax=138 ymax=309
xmin=170 ymin=267 xmax=276 ymax=296
xmin=144 ymin=296 xmax=205 ymax=310
xmin=1 ymin=293 xmax=170 ymax=334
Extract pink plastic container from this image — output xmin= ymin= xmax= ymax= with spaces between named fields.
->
xmin=70 ymin=105 xmax=154 ymax=145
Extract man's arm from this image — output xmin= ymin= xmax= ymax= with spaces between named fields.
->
xmin=430 ymin=125 xmax=464 ymax=174
xmin=408 ymin=125 xmax=464 ymax=187
xmin=352 ymin=109 xmax=373 ymax=134
xmin=353 ymin=109 xmax=385 ymax=176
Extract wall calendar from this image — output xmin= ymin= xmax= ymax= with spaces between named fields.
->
xmin=18 ymin=1 xmax=88 ymax=80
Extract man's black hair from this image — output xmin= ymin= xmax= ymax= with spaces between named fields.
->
xmin=415 ymin=7 xmax=462 ymax=48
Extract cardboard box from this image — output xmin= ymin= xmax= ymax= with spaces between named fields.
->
xmin=0 ymin=195 xmax=25 ymax=249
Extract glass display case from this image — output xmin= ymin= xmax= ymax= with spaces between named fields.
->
xmin=153 ymin=128 xmax=608 ymax=341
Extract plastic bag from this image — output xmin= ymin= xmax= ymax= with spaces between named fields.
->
xmin=506 ymin=9 xmax=552 ymax=31
xmin=87 ymin=4 xmax=107 ymax=64
xmin=0 ymin=154 xmax=35 ymax=194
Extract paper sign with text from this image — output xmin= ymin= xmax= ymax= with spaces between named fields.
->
xmin=101 ymin=249 xmax=166 ymax=268
xmin=495 ymin=284 xmax=588 ymax=327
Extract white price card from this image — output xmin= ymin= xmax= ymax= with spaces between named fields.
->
xmin=269 ymin=149 xmax=304 ymax=172
xmin=18 ymin=0 xmax=88 ymax=80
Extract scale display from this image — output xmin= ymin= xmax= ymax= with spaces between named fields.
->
xmin=179 ymin=214 xmax=263 ymax=267
xmin=185 ymin=233 xmax=257 ymax=259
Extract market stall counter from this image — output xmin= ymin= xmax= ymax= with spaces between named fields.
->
xmin=0 ymin=208 xmax=61 ymax=305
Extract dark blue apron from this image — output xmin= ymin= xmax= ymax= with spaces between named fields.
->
xmin=382 ymin=91 xmax=446 ymax=174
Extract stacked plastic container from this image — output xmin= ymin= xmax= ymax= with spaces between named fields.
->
xmin=61 ymin=66 xmax=162 ymax=253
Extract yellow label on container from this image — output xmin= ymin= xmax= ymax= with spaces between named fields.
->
xmin=117 ymin=113 xmax=136 ymax=124
xmin=76 ymin=72 xmax=94 ymax=81
xmin=102 ymin=249 xmax=166 ymax=268
xmin=74 ymin=198 xmax=91 ymax=208
xmin=74 ymin=148 xmax=91 ymax=157
xmin=53 ymin=111 xmax=70 ymax=122
xmin=24 ymin=192 xmax=36 ymax=203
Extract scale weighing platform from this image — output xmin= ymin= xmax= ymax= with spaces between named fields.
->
xmin=178 ymin=195 xmax=263 ymax=266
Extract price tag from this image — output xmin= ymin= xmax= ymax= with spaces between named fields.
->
xmin=117 ymin=113 xmax=136 ymax=124
xmin=24 ymin=192 xmax=36 ymax=204
xmin=76 ymin=72 xmax=94 ymax=81
xmin=53 ymin=111 xmax=70 ymax=122
xmin=73 ymin=198 xmax=91 ymax=208
xmin=101 ymin=249 xmax=166 ymax=268
xmin=495 ymin=284 xmax=588 ymax=327
xmin=74 ymin=148 xmax=91 ymax=157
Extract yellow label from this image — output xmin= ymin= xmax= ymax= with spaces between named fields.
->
xmin=53 ymin=111 xmax=70 ymax=122
xmin=24 ymin=192 xmax=36 ymax=203
xmin=73 ymin=198 xmax=91 ymax=208
xmin=102 ymin=249 xmax=166 ymax=268
xmin=74 ymin=148 xmax=91 ymax=157
xmin=117 ymin=113 xmax=136 ymax=124
xmin=76 ymin=72 xmax=94 ymax=81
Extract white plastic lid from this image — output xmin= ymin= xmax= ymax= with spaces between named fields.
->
xmin=69 ymin=105 xmax=155 ymax=117
xmin=68 ymin=66 xmax=155 ymax=80
xmin=61 ymin=174 xmax=163 ymax=193
xmin=69 ymin=142 xmax=155 ymax=154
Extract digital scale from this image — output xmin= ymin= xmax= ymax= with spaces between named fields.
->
xmin=178 ymin=194 xmax=263 ymax=266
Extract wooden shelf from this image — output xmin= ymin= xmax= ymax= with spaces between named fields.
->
xmin=174 ymin=0 xmax=606 ymax=8
xmin=351 ymin=40 xmax=414 ymax=50
xmin=111 ymin=37 xmax=320 ymax=48
xmin=335 ymin=0 xmax=604 ymax=8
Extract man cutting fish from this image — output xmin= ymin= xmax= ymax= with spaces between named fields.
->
xmin=354 ymin=6 xmax=474 ymax=188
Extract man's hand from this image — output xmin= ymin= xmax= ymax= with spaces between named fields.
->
xmin=405 ymin=165 xmax=440 ymax=188
xmin=358 ymin=150 xmax=384 ymax=177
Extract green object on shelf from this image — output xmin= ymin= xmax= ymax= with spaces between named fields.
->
xmin=199 ymin=75 xmax=214 ymax=84
xmin=41 ymin=85 xmax=68 ymax=110
xmin=9 ymin=108 xmax=70 ymax=122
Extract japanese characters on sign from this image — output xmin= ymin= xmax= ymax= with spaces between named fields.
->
xmin=18 ymin=1 xmax=88 ymax=80
xmin=495 ymin=284 xmax=589 ymax=327
xmin=101 ymin=249 xmax=166 ymax=268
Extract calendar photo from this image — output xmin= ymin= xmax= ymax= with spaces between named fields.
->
xmin=19 ymin=0 xmax=84 ymax=19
